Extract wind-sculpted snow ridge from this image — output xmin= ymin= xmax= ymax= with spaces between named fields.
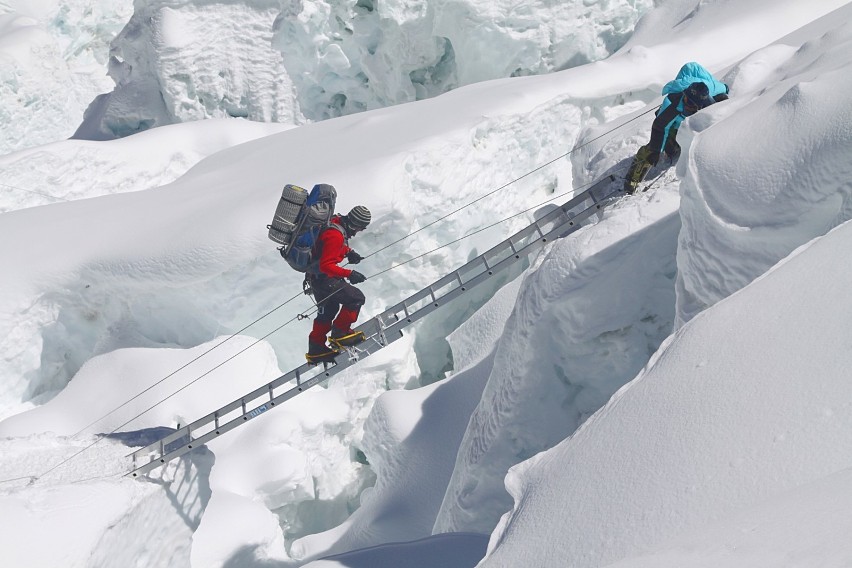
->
xmin=0 ymin=0 xmax=133 ymax=154
xmin=475 ymin=7 xmax=852 ymax=567
xmin=674 ymin=12 xmax=852 ymax=326
xmin=479 ymin=215 xmax=852 ymax=568
xmin=78 ymin=0 xmax=652 ymax=138
xmin=433 ymin=183 xmax=681 ymax=535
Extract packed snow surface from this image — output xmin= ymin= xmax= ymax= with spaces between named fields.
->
xmin=1 ymin=0 xmax=851 ymax=567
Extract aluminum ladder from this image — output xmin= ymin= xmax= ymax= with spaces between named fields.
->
xmin=127 ymin=175 xmax=620 ymax=477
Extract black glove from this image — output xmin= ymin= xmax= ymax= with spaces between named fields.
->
xmin=346 ymin=250 xmax=363 ymax=264
xmin=664 ymin=142 xmax=681 ymax=163
xmin=348 ymin=271 xmax=366 ymax=284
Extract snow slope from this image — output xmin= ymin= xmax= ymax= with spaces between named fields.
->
xmin=476 ymin=3 xmax=852 ymax=566
xmin=482 ymin=214 xmax=852 ymax=567
xmin=675 ymin=9 xmax=852 ymax=325
xmin=1 ymin=0 xmax=851 ymax=567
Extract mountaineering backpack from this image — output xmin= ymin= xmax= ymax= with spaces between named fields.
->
xmin=267 ymin=183 xmax=338 ymax=273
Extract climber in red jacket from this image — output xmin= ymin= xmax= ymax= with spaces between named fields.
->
xmin=305 ymin=205 xmax=372 ymax=363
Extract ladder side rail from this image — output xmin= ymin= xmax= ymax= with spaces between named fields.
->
xmin=130 ymin=311 xmax=408 ymax=463
xmin=127 ymin=178 xmax=620 ymax=474
xmin=374 ymin=183 xmax=601 ymax=323
xmin=128 ymin=355 xmax=361 ymax=477
xmin=131 ymin=361 xmax=321 ymax=459
xmin=134 ymin=181 xmax=616 ymax=460
xmin=376 ymin=187 xmax=616 ymax=338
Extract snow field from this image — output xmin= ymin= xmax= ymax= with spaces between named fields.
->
xmin=483 ymin=214 xmax=852 ymax=567
xmin=1 ymin=0 xmax=852 ymax=567
xmin=675 ymin=20 xmax=852 ymax=325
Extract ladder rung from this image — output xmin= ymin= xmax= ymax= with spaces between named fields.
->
xmin=126 ymin=175 xmax=619 ymax=477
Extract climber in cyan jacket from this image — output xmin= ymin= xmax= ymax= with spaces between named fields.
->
xmin=624 ymin=62 xmax=729 ymax=194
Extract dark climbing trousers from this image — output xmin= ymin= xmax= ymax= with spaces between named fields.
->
xmin=308 ymin=276 xmax=366 ymax=344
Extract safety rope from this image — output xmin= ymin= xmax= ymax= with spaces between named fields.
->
xmin=22 ymin=168 xmax=626 ymax=486
xmin=364 ymin=106 xmax=658 ymax=260
xmin=23 ymin=303 xmax=321 ymax=485
xmin=8 ymin=104 xmax=661 ymax=485
xmin=71 ymin=291 xmax=309 ymax=437
xmin=366 ymin=169 xmax=628 ymax=279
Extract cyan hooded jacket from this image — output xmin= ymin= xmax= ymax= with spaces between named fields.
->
xmin=648 ymin=62 xmax=729 ymax=156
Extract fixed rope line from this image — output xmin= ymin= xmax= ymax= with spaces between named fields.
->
xmin=364 ymin=106 xmax=658 ymax=260
xmin=115 ymin=166 xmax=631 ymax=439
xmin=642 ymin=168 xmax=670 ymax=193
xmin=126 ymin=167 xmax=634 ymax=477
xmin=0 ymin=474 xmax=38 ymax=486
xmin=33 ymin=304 xmax=317 ymax=484
xmin=28 ymin=166 xmax=628 ymax=483
xmin=71 ymin=290 xmax=309 ymax=437
xmin=48 ymin=287 xmax=350 ymax=481
xmin=69 ymin=109 xmax=652 ymax=439
xmin=32 ymin=172 xmax=612 ymax=483
xmin=23 ymin=108 xmax=658 ymax=482
xmin=366 ymin=168 xmax=628 ymax=279
xmin=79 ymin=169 xmax=609 ymax=441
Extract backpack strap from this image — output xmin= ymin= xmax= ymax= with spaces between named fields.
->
xmin=308 ymin=222 xmax=347 ymax=276
xmin=317 ymin=222 xmax=347 ymax=247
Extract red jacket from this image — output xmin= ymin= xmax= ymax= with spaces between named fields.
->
xmin=315 ymin=219 xmax=352 ymax=279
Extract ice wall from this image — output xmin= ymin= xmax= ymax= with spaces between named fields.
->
xmin=74 ymin=0 xmax=299 ymax=140
xmin=78 ymin=0 xmax=652 ymax=137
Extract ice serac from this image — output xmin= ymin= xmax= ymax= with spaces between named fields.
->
xmin=674 ymin=16 xmax=852 ymax=326
xmin=75 ymin=0 xmax=299 ymax=140
xmin=78 ymin=0 xmax=651 ymax=136
xmin=0 ymin=1 xmax=132 ymax=154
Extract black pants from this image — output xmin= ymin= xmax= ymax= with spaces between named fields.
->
xmin=310 ymin=276 xmax=365 ymax=323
